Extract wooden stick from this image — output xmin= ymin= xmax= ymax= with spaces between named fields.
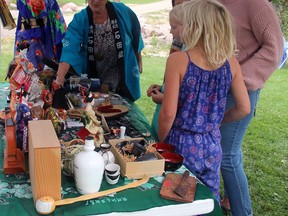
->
xmin=55 ymin=175 xmax=149 ymax=206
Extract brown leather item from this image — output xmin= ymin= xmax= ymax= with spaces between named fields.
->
xmin=160 ymin=172 xmax=197 ymax=203
xmin=174 ymin=170 xmax=190 ymax=197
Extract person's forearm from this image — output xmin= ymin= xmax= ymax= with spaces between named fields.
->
xmin=158 ymin=112 xmax=174 ymax=142
xmin=56 ymin=62 xmax=70 ymax=86
xmin=222 ymin=106 xmax=250 ymax=124
xmin=158 ymin=121 xmax=173 ymax=142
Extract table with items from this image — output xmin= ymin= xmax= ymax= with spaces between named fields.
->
xmin=0 ymin=82 xmax=222 ymax=216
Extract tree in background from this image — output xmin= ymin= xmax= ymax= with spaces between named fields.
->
xmin=271 ymin=0 xmax=288 ymax=37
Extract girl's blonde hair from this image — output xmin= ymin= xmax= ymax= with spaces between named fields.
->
xmin=181 ymin=0 xmax=236 ymax=67
xmin=169 ymin=4 xmax=183 ymax=25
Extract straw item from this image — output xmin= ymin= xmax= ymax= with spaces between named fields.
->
xmin=62 ymin=139 xmax=85 ymax=176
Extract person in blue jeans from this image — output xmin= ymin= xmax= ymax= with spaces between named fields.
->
xmin=220 ymin=90 xmax=260 ymax=215
xmin=218 ymin=0 xmax=284 ymax=215
xmin=158 ymin=0 xmax=250 ymax=202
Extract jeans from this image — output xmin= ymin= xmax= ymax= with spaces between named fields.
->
xmin=220 ymin=89 xmax=260 ymax=216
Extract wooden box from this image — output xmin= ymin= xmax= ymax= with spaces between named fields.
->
xmin=109 ymin=138 xmax=165 ymax=179
xmin=28 ymin=120 xmax=61 ymax=203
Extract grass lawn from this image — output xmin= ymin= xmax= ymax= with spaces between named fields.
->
xmin=0 ymin=38 xmax=14 ymax=81
xmin=135 ymin=56 xmax=166 ymax=123
xmin=243 ymin=68 xmax=288 ymax=215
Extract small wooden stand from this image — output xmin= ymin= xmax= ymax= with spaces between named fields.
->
xmin=3 ymin=107 xmax=26 ymax=174
xmin=28 ymin=120 xmax=61 ymax=203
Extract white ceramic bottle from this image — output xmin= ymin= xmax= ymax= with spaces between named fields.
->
xmin=73 ymin=136 xmax=104 ymax=194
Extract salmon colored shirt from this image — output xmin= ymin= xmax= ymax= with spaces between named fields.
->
xmin=219 ymin=0 xmax=283 ymax=91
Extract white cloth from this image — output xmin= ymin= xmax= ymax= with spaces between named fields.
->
xmin=278 ymin=37 xmax=288 ymax=69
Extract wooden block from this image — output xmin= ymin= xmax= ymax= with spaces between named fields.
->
xmin=28 ymin=120 xmax=61 ymax=203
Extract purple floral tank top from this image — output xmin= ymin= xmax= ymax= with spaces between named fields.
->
xmin=172 ymin=51 xmax=232 ymax=133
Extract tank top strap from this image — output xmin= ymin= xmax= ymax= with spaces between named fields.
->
xmin=185 ymin=51 xmax=191 ymax=62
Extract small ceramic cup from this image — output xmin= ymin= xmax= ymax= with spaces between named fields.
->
xmin=105 ymin=163 xmax=120 ymax=175
xmin=105 ymin=173 xmax=120 ymax=185
xmin=120 ymin=126 xmax=126 ymax=139
xmin=105 ymin=164 xmax=121 ymax=184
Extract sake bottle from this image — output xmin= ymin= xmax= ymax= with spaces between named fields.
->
xmin=99 ymin=143 xmax=115 ymax=166
xmin=73 ymin=136 xmax=104 ymax=194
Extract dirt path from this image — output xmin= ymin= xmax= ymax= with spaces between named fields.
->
xmin=0 ymin=0 xmax=172 ymax=39
xmin=129 ymin=0 xmax=171 ymax=15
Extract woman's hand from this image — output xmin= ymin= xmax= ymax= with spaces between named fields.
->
xmin=54 ymin=76 xmax=65 ymax=89
xmin=52 ymin=80 xmax=62 ymax=92
xmin=55 ymin=62 xmax=70 ymax=87
xmin=151 ymin=88 xmax=163 ymax=104
xmin=146 ymin=84 xmax=161 ymax=97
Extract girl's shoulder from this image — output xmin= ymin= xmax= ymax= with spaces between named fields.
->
xmin=228 ymin=56 xmax=241 ymax=78
xmin=166 ymin=51 xmax=189 ymax=71
xmin=168 ymin=51 xmax=188 ymax=61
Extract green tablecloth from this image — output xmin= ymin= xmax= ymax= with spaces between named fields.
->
xmin=0 ymin=82 xmax=222 ymax=216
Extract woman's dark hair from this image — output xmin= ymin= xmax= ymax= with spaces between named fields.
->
xmin=172 ymin=0 xmax=175 ymax=7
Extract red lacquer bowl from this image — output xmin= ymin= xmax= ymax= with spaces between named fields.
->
xmin=161 ymin=151 xmax=183 ymax=172
xmin=152 ymin=142 xmax=175 ymax=153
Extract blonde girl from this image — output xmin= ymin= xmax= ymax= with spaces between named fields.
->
xmin=147 ymin=4 xmax=184 ymax=140
xmin=158 ymin=0 xmax=250 ymax=202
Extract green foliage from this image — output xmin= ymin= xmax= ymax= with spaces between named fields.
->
xmin=0 ymin=38 xmax=14 ymax=81
xmin=271 ymin=0 xmax=288 ymax=37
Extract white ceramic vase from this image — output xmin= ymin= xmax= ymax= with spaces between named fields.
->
xmin=73 ymin=136 xmax=104 ymax=194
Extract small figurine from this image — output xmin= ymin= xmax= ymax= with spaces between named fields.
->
xmin=84 ymin=93 xmax=104 ymax=145
xmin=41 ymin=89 xmax=53 ymax=109
xmin=44 ymin=107 xmax=65 ymax=134
xmin=30 ymin=106 xmax=44 ymax=120
xmin=85 ymin=93 xmax=100 ymax=126
xmin=15 ymin=84 xmax=32 ymax=152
